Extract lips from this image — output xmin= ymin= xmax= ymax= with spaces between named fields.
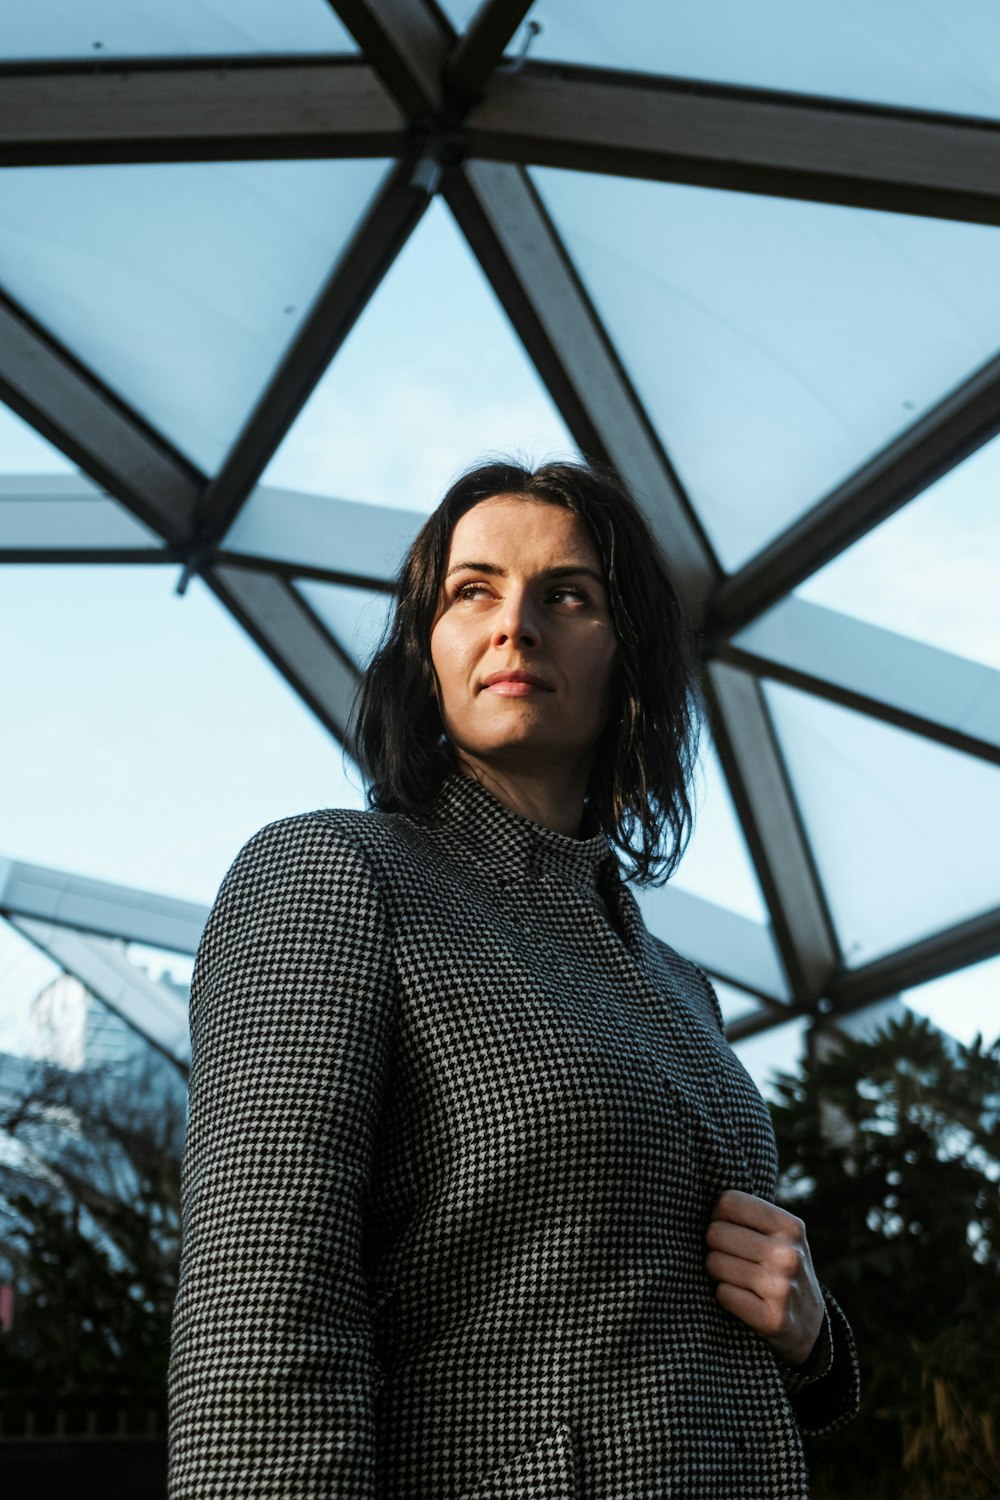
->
xmin=480 ymin=670 xmax=552 ymax=692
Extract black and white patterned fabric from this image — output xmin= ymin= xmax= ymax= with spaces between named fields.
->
xmin=168 ymin=771 xmax=859 ymax=1498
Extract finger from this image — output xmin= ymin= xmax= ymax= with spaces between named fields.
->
xmin=704 ymin=1250 xmax=772 ymax=1294
xmin=706 ymin=1223 xmax=808 ymax=1287
xmin=713 ymin=1190 xmax=802 ymax=1239
xmin=713 ymin=1280 xmax=775 ymax=1336
xmin=705 ymin=1220 xmax=770 ymax=1262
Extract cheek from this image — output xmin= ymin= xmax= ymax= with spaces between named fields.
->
xmin=429 ymin=621 xmax=478 ymax=705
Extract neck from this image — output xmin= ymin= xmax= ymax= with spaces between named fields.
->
xmin=454 ymin=755 xmax=590 ymax=839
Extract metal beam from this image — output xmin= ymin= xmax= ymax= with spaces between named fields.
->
xmin=0 ymin=473 xmax=160 ymax=550
xmin=705 ymin=662 xmax=840 ymax=1003
xmin=443 ymin=160 xmax=717 ymax=611
xmin=9 ymin=917 xmax=191 ymax=1071
xmin=329 ymin=0 xmax=449 ymax=120
xmin=0 ymin=856 xmax=207 ymax=954
xmin=0 ymin=296 xmax=200 ymax=543
xmin=0 ymin=59 xmax=403 ymax=167
xmin=467 ymin=66 xmax=1000 ymax=226
xmin=719 ymin=597 xmax=1000 ymax=765
xmin=210 ymin=565 xmax=361 ymax=750
xmin=829 ymin=905 xmax=1000 ymax=1016
xmin=445 ymin=0 xmax=535 ymax=108
xmin=221 ymin=485 xmax=420 ymax=584
xmin=193 ymin=156 xmax=431 ymax=548
xmin=709 ymin=353 xmax=1000 ymax=635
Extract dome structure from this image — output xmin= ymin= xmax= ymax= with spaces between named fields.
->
xmin=1 ymin=0 xmax=998 ymax=1066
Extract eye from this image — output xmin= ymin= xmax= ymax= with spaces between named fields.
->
xmin=454 ymin=581 xmax=494 ymax=601
xmin=549 ymin=585 xmax=588 ymax=605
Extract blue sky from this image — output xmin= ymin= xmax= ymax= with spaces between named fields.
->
xmin=1 ymin=191 xmax=997 ymax=1088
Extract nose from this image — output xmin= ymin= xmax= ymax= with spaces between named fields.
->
xmin=491 ymin=585 xmax=541 ymax=650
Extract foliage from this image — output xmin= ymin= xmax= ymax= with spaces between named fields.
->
xmin=0 ymin=1056 xmax=184 ymax=1387
xmin=769 ymin=1012 xmax=1000 ymax=1499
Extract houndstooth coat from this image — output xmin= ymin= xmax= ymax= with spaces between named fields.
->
xmin=168 ymin=770 xmax=859 ymax=1499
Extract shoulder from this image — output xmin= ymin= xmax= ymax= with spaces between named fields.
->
xmin=223 ymin=804 xmax=411 ymax=883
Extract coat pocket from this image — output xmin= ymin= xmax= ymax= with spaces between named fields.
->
xmin=458 ymin=1422 xmax=576 ymax=1500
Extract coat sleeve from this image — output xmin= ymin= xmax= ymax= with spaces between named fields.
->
xmin=167 ymin=814 xmax=398 ymax=1498
xmin=776 ymin=1286 xmax=861 ymax=1436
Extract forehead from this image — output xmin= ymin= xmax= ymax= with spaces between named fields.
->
xmin=445 ymin=495 xmax=603 ymax=568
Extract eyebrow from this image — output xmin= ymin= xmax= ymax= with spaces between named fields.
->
xmin=445 ymin=561 xmax=606 ymax=587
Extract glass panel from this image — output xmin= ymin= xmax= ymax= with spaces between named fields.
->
xmin=296 ymin=580 xmax=394 ymax=670
xmin=797 ymin=431 xmax=1000 ymax=672
xmin=903 ymin=953 xmax=1000 ymax=1047
xmin=526 ymin=0 xmax=1000 ymax=121
xmin=0 ymin=566 xmax=366 ymax=911
xmin=670 ymin=737 xmax=768 ymax=923
xmin=765 ymin=681 xmax=1000 ymax=965
xmin=532 ymin=168 xmax=1000 ymax=571
xmin=0 ymin=401 xmax=77 ymax=475
xmin=262 ymin=199 xmax=576 ymax=511
xmin=3 ymin=0 xmax=355 ymax=60
xmin=732 ymin=1017 xmax=808 ymax=1103
xmin=0 ymin=159 xmax=392 ymax=475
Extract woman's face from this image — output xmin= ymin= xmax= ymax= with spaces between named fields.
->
xmin=429 ymin=495 xmax=618 ymax=781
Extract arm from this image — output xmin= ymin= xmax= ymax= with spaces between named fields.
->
xmin=168 ymin=815 xmax=398 ymax=1498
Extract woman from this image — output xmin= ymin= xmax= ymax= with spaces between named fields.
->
xmin=168 ymin=460 xmax=859 ymax=1499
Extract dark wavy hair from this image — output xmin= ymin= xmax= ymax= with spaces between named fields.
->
xmin=352 ymin=458 xmax=702 ymax=884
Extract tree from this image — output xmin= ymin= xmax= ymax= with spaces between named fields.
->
xmin=0 ymin=1055 xmax=184 ymax=1389
xmin=769 ymin=1012 xmax=1000 ymax=1499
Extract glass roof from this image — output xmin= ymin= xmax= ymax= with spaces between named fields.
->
xmin=0 ymin=159 xmax=392 ymax=475
xmin=522 ymin=0 xmax=1000 ymax=121
xmin=765 ymin=680 xmax=1000 ymax=965
xmin=261 ymin=200 xmax=576 ymax=511
xmin=2 ymin=4 xmax=998 ymax=1055
xmin=903 ymin=953 xmax=1000 ymax=1047
xmin=3 ymin=0 xmax=356 ymax=61
xmin=797 ymin=428 xmax=1000 ymax=672
xmin=1 ymin=400 xmax=80 ymax=475
xmin=0 ymin=565 xmax=364 ymax=905
xmin=533 ymin=167 xmax=1000 ymax=572
xmin=296 ymin=580 xmax=394 ymax=671
xmin=669 ymin=738 xmax=767 ymax=923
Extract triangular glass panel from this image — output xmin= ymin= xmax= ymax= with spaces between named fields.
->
xmin=796 ymin=428 xmax=1000 ymax=672
xmin=902 ymin=953 xmax=1000 ymax=1048
xmin=296 ymin=580 xmax=394 ymax=671
xmin=0 ymin=565 xmax=365 ymax=906
xmin=670 ymin=734 xmax=768 ymax=923
xmin=0 ymin=399 xmax=80 ymax=475
xmin=0 ymin=159 xmax=392 ymax=475
xmin=4 ymin=0 xmax=355 ymax=61
xmin=731 ymin=1017 xmax=808 ymax=1103
xmin=524 ymin=0 xmax=1000 ymax=120
xmin=765 ymin=680 xmax=1000 ymax=966
xmin=262 ymin=199 xmax=577 ymax=511
xmin=533 ymin=168 xmax=1000 ymax=571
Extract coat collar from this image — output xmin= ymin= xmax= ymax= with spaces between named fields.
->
xmin=426 ymin=770 xmax=615 ymax=893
